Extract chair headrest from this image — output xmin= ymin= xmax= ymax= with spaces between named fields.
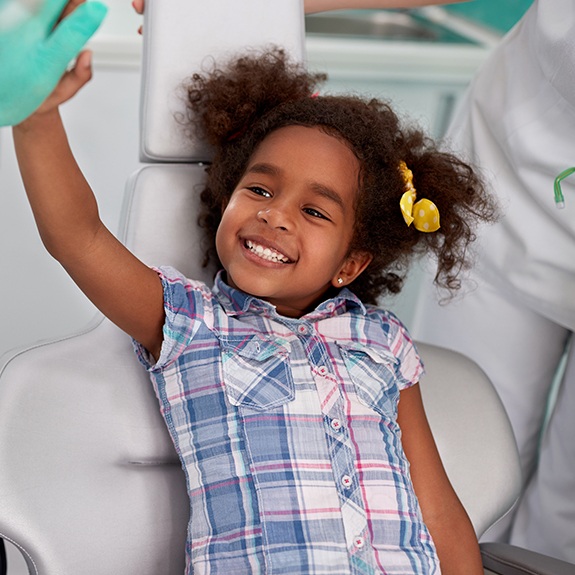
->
xmin=139 ymin=0 xmax=306 ymax=163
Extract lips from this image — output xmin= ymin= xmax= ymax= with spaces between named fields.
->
xmin=244 ymin=239 xmax=293 ymax=264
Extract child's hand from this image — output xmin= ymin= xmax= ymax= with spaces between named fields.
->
xmin=0 ymin=0 xmax=107 ymax=126
xmin=28 ymin=48 xmax=95 ymax=120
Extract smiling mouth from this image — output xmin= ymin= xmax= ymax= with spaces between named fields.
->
xmin=244 ymin=239 xmax=293 ymax=264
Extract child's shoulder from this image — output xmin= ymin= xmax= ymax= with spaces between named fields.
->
xmin=154 ymin=266 xmax=217 ymax=315
xmin=363 ymin=302 xmax=410 ymax=332
xmin=156 ymin=265 xmax=212 ymax=293
xmin=341 ymin=303 xmax=421 ymax=377
xmin=345 ymin=301 xmax=416 ymax=349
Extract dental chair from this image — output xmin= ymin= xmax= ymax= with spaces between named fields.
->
xmin=0 ymin=1 xmax=574 ymax=574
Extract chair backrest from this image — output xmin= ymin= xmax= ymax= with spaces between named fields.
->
xmin=139 ymin=0 xmax=305 ymax=163
xmin=0 ymin=1 xmax=521 ymax=573
xmin=416 ymin=342 xmax=521 ymax=537
xmin=0 ymin=165 xmax=210 ymax=575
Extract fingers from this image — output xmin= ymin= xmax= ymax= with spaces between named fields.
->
xmin=132 ymin=0 xmax=145 ymax=15
xmin=35 ymin=49 xmax=94 ymax=115
xmin=59 ymin=0 xmax=87 ymax=23
xmin=34 ymin=2 xmax=105 ymax=118
xmin=60 ymin=49 xmax=94 ymax=98
xmin=41 ymin=0 xmax=70 ymax=31
xmin=43 ymin=1 xmax=107 ymax=70
xmin=57 ymin=50 xmax=94 ymax=102
xmin=132 ymin=0 xmax=144 ymax=34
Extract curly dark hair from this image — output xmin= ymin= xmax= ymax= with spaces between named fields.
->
xmin=185 ymin=48 xmax=497 ymax=305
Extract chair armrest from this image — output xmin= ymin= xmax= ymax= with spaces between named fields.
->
xmin=481 ymin=542 xmax=575 ymax=575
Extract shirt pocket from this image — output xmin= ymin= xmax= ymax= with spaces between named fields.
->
xmin=338 ymin=343 xmax=400 ymax=419
xmin=221 ymin=335 xmax=295 ymax=411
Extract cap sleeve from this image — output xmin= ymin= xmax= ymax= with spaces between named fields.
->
xmin=132 ymin=266 xmax=212 ymax=371
xmin=380 ymin=309 xmax=424 ymax=391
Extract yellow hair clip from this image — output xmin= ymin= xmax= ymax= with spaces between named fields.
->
xmin=399 ymin=161 xmax=440 ymax=232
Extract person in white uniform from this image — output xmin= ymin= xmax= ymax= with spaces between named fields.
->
xmin=411 ymin=0 xmax=575 ymax=562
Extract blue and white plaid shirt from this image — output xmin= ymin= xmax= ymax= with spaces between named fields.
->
xmin=134 ymin=267 xmax=440 ymax=575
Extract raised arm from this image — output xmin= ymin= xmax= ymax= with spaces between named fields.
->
xmin=397 ymin=384 xmax=484 ymax=574
xmin=12 ymin=49 xmax=165 ymax=360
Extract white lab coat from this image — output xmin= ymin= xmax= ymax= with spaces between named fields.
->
xmin=411 ymin=0 xmax=575 ymax=561
xmin=450 ymin=0 xmax=575 ymax=330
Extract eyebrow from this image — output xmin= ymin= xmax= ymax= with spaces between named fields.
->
xmin=246 ymin=162 xmax=345 ymax=210
xmin=246 ymin=162 xmax=279 ymax=177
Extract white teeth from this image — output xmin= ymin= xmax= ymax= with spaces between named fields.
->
xmin=246 ymin=240 xmax=290 ymax=263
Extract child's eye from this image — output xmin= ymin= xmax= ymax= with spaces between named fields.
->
xmin=248 ymin=186 xmax=272 ymax=198
xmin=303 ymin=207 xmax=329 ymax=220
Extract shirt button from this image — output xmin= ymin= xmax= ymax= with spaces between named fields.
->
xmin=354 ymin=536 xmax=365 ymax=549
xmin=318 ymin=365 xmax=328 ymax=376
xmin=326 ymin=302 xmax=335 ymax=312
xmin=342 ymin=475 xmax=353 ymax=489
xmin=330 ymin=418 xmax=342 ymax=431
xmin=297 ymin=324 xmax=308 ymax=335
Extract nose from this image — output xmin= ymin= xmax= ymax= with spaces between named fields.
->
xmin=257 ymin=206 xmax=292 ymax=231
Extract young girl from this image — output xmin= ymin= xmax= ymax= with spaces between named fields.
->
xmin=13 ymin=12 xmax=496 ymax=575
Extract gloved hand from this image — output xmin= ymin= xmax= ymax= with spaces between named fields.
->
xmin=0 ymin=0 xmax=107 ymax=126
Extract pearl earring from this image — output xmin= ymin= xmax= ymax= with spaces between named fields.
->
xmin=337 ymin=278 xmax=343 ymax=285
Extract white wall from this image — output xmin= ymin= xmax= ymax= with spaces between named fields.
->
xmin=0 ymin=67 xmax=142 ymax=354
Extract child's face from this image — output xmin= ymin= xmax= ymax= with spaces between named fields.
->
xmin=216 ymin=125 xmax=372 ymax=317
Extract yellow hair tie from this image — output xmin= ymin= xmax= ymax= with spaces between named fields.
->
xmin=399 ymin=161 xmax=440 ymax=233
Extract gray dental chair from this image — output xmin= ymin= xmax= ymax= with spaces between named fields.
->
xmin=0 ymin=0 xmax=574 ymax=573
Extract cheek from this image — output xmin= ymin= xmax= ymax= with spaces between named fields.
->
xmin=220 ymin=196 xmax=232 ymax=216
xmin=214 ymin=213 xmax=229 ymax=258
xmin=215 ymin=221 xmax=228 ymax=256
xmin=215 ymin=205 xmax=241 ymax=260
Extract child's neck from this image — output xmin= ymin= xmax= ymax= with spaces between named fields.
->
xmin=222 ymin=271 xmax=339 ymax=319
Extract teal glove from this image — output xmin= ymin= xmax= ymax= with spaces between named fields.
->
xmin=0 ymin=0 xmax=108 ymax=126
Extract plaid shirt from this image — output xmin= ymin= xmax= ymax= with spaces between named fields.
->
xmin=134 ymin=267 xmax=440 ymax=575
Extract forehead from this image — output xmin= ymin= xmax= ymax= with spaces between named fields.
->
xmin=247 ymin=125 xmax=361 ymax=202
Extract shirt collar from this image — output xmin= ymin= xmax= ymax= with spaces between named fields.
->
xmin=212 ymin=270 xmax=367 ymax=321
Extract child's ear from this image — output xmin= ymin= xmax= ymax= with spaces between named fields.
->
xmin=331 ymin=251 xmax=373 ymax=288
